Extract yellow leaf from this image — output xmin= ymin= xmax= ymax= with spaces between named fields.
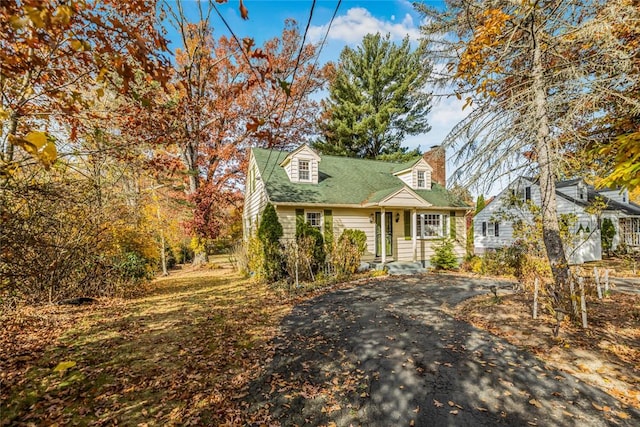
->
xmin=24 ymin=131 xmax=48 ymax=150
xmin=70 ymin=39 xmax=84 ymax=51
xmin=53 ymin=361 xmax=76 ymax=373
xmin=529 ymin=399 xmax=542 ymax=408
xmin=96 ymin=87 xmax=104 ymax=98
xmin=53 ymin=5 xmax=73 ymax=25
xmin=616 ymin=411 xmax=631 ymax=419
xmin=39 ymin=142 xmax=57 ymax=169
xmin=26 ymin=7 xmax=48 ymax=28
xmin=9 ymin=131 xmax=57 ymax=169
xmin=0 ymin=107 xmax=10 ymax=121
xmin=9 ymin=15 xmax=29 ymax=29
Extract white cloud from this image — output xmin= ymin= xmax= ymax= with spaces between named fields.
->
xmin=309 ymin=7 xmax=421 ymax=45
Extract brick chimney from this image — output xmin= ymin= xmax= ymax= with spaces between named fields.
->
xmin=423 ymin=145 xmax=446 ymax=187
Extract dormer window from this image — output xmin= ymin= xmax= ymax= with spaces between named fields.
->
xmin=577 ymin=181 xmax=586 ymax=200
xmin=417 ymin=171 xmax=426 ymax=189
xmin=299 ymin=160 xmax=310 ymax=181
xmin=280 ymin=145 xmax=321 ymax=183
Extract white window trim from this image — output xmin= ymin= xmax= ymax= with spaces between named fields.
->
xmin=416 ymin=213 xmax=448 ymax=239
xmin=306 ymin=211 xmax=322 ymax=230
xmin=416 ymin=170 xmax=427 ymax=189
xmin=298 ymin=159 xmax=311 ymax=182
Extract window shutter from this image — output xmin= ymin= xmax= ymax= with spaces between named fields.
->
xmin=404 ymin=210 xmax=411 ymax=239
xmin=450 ymin=211 xmax=456 ymax=239
xmin=324 ymin=209 xmax=333 ymax=243
xmin=482 ymin=221 xmax=487 ymax=236
xmin=525 ymin=186 xmax=531 ymax=201
xmin=495 ymin=222 xmax=500 ymax=237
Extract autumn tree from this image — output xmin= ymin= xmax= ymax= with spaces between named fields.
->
xmin=579 ymin=0 xmax=640 ymax=190
xmin=165 ymin=3 xmax=327 ymax=242
xmin=315 ymin=33 xmax=432 ymax=159
xmin=417 ymin=0 xmax=632 ymax=307
xmin=0 ymin=0 xmax=169 ymax=172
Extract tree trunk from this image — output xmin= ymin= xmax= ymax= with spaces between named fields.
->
xmin=5 ymin=112 xmax=19 ymax=162
xmin=531 ymin=19 xmax=570 ymax=296
xmin=181 ymin=140 xmax=198 ymax=194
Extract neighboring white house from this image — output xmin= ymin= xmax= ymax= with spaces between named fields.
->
xmin=474 ymin=176 xmax=640 ymax=264
xmin=243 ymin=144 xmax=472 ymax=266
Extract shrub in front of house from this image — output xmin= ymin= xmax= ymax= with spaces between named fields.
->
xmin=295 ymin=220 xmax=325 ymax=273
xmin=601 ymin=218 xmax=616 ymax=256
xmin=430 ymin=239 xmax=458 ymax=270
xmin=257 ymin=203 xmax=284 ymax=282
xmin=329 ymin=229 xmax=368 ymax=278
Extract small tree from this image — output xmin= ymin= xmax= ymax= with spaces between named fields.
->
xmin=601 ymin=218 xmax=616 ymax=256
xmin=431 ymin=239 xmax=458 ymax=270
xmin=257 ymin=203 xmax=284 ymax=281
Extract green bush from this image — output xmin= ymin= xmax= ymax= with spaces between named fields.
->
xmin=339 ymin=229 xmax=367 ymax=255
xmin=258 ymin=203 xmax=283 ymax=244
xmin=430 ymin=239 xmax=458 ymax=270
xmin=461 ymin=255 xmax=483 ymax=274
xmin=296 ymin=220 xmax=325 ymax=273
xmin=601 ymin=217 xmax=616 ymax=255
xmin=115 ymin=251 xmax=153 ymax=281
xmin=256 ymin=203 xmax=284 ymax=282
xmin=329 ymin=229 xmax=367 ymax=278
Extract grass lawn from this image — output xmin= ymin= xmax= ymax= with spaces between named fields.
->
xmin=1 ymin=259 xmax=293 ymax=425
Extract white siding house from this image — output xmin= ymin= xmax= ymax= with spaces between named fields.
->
xmin=474 ymin=177 xmax=640 ymax=264
xmin=243 ymin=144 xmax=472 ymax=267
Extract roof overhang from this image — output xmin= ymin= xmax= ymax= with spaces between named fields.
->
xmin=279 ymin=143 xmax=321 ymax=167
xmin=364 ymin=186 xmax=433 ymax=208
xmin=393 ymin=158 xmax=433 ymax=176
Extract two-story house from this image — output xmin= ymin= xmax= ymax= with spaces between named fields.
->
xmin=244 ymin=144 xmax=471 ymax=267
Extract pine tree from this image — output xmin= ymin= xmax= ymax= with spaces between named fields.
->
xmin=315 ymin=33 xmax=432 ymax=159
xmin=257 ymin=203 xmax=283 ymax=281
xmin=258 ymin=203 xmax=283 ymax=245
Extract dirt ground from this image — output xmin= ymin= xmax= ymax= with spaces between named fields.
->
xmin=454 ymin=289 xmax=640 ymax=411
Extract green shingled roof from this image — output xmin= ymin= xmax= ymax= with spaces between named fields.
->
xmin=252 ymin=147 xmax=470 ymax=208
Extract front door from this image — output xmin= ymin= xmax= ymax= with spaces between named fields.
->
xmin=375 ymin=212 xmax=393 ymax=257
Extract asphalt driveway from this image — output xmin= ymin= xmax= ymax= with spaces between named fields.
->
xmin=246 ymin=275 xmax=639 ymax=426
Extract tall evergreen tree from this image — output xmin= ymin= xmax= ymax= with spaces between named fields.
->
xmin=315 ymin=33 xmax=432 ymax=159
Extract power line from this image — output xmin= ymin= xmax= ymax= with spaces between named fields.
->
xmin=210 ymin=0 xmax=266 ymax=101
xmin=263 ymin=0 xmax=342 ymax=185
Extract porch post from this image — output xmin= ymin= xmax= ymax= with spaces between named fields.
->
xmin=381 ymin=207 xmax=386 ymax=264
xmin=412 ymin=209 xmax=417 ymax=262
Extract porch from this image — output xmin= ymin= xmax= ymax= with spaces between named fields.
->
xmin=620 ymin=217 xmax=640 ymax=247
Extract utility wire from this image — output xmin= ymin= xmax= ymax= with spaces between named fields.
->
xmin=263 ymin=0 xmax=342 ymax=185
xmin=210 ymin=0 xmax=266 ymax=101
xmin=260 ymin=0 xmax=317 ymax=185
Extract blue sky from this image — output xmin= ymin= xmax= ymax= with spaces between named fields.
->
xmin=166 ymin=1 xmax=474 ymax=187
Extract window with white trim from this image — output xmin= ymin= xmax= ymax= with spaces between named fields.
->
xmin=299 ymin=160 xmax=310 ymax=181
xmin=417 ymin=170 xmax=426 ymax=189
xmin=306 ymin=211 xmax=321 ymax=230
xmin=482 ymin=221 xmax=500 ymax=237
xmin=416 ymin=213 xmax=447 ymax=238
